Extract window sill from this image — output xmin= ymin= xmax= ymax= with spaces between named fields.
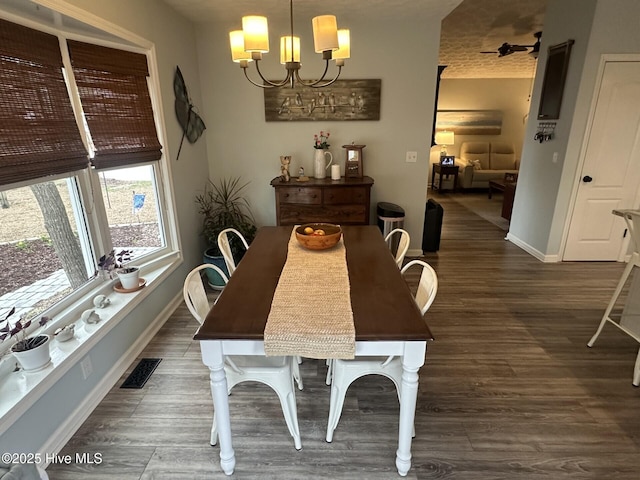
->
xmin=0 ymin=250 xmax=180 ymax=435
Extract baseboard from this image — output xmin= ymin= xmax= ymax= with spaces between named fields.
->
xmin=506 ymin=232 xmax=559 ymax=263
xmin=406 ymin=248 xmax=424 ymax=258
xmin=38 ymin=291 xmax=183 ymax=465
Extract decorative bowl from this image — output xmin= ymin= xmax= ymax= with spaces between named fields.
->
xmin=295 ymin=223 xmax=342 ymax=250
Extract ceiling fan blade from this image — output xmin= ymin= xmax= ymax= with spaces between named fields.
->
xmin=480 ymin=51 xmax=498 ymax=54
xmin=510 ymin=45 xmax=529 ymax=52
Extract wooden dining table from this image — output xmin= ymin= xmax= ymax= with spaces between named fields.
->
xmin=194 ymin=225 xmax=434 ymax=476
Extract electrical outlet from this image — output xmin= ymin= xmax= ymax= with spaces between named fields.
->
xmin=552 ymin=152 xmax=559 ymax=163
xmin=406 ymin=151 xmax=417 ymax=163
xmin=80 ymin=355 xmax=93 ymax=380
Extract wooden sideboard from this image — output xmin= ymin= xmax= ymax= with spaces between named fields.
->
xmin=270 ymin=176 xmax=374 ymax=226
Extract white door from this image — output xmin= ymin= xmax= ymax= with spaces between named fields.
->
xmin=564 ymin=61 xmax=640 ymax=261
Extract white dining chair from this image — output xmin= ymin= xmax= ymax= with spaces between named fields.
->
xmin=217 ymin=228 xmax=249 ymax=277
xmin=218 ymin=230 xmax=304 ymax=368
xmin=325 ymin=259 xmax=437 ymax=442
xmin=385 ymin=228 xmax=410 ymax=268
xmin=588 ymin=209 xmax=640 ymax=386
xmin=183 ymin=263 xmax=303 ymax=450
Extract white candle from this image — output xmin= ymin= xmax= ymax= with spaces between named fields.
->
xmin=331 ymin=164 xmax=341 ymax=180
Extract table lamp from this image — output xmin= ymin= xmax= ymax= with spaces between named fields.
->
xmin=435 ymin=131 xmax=455 ymax=157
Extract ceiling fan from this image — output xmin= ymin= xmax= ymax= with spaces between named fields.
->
xmin=481 ymin=31 xmax=542 ymax=58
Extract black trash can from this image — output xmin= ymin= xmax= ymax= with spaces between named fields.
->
xmin=377 ymin=202 xmax=405 ymax=254
xmin=422 ymin=198 xmax=443 ymax=252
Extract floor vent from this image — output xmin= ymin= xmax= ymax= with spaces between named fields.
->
xmin=120 ymin=358 xmax=162 ymax=389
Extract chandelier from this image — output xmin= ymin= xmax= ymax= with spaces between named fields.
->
xmin=229 ymin=0 xmax=350 ymax=89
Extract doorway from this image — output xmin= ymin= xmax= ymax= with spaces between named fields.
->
xmin=564 ymin=59 xmax=640 ymax=261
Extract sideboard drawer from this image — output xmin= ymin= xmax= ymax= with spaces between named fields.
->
xmin=279 ymin=205 xmax=367 ymax=225
xmin=324 ymin=187 xmax=367 ymax=205
xmin=278 ymin=187 xmax=322 ymax=205
xmin=271 ymin=176 xmax=374 ymax=226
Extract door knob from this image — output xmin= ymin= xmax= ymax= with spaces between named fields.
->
xmin=582 ymin=175 xmax=593 ymax=183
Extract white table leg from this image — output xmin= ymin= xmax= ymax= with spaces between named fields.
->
xmin=395 ymin=341 xmax=426 ymax=476
xmin=201 ymin=341 xmax=235 ymax=475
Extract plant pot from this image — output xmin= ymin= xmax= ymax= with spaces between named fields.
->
xmin=203 ymin=248 xmax=230 ymax=290
xmin=117 ymin=266 xmax=140 ymax=290
xmin=11 ymin=334 xmax=51 ymax=371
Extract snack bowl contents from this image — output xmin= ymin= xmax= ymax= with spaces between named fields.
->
xmin=295 ymin=223 xmax=342 ymax=250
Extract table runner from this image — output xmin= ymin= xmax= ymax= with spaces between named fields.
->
xmin=264 ymin=228 xmax=355 ymax=359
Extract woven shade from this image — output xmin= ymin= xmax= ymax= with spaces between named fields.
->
xmin=0 ymin=19 xmax=88 ymax=187
xmin=67 ymin=40 xmax=162 ymax=169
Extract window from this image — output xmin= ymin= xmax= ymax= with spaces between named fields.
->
xmin=0 ymin=175 xmax=93 ymax=322
xmin=99 ymin=165 xmax=166 ymax=259
xmin=0 ymin=18 xmax=172 ymax=354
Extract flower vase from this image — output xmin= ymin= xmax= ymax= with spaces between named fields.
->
xmin=313 ymin=149 xmax=333 ymax=179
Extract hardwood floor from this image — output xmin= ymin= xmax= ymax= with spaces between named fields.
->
xmin=48 ymin=195 xmax=640 ymax=479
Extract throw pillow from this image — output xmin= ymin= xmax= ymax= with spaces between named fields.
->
xmin=468 ymin=159 xmax=482 ymax=170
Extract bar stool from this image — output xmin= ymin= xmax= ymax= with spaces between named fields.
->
xmin=588 ymin=209 xmax=640 ymax=386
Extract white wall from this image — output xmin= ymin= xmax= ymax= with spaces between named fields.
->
xmin=0 ymin=0 xmax=209 ymax=454
xmin=432 ymin=77 xmax=532 ymax=167
xmin=196 ymin=11 xmax=448 ymax=250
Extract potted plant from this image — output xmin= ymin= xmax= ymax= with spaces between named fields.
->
xmin=98 ymin=249 xmax=140 ymax=290
xmin=195 ymin=177 xmax=257 ymax=289
xmin=0 ymin=307 xmax=52 ymax=371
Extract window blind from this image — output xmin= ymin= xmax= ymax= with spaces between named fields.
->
xmin=67 ymin=40 xmax=162 ymax=169
xmin=0 ymin=19 xmax=88 ymax=187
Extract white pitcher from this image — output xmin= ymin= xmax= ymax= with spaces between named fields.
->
xmin=313 ymin=149 xmax=333 ymax=179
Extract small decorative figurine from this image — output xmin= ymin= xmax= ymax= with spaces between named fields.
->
xmin=297 ymin=166 xmax=309 ymax=182
xmin=54 ymin=324 xmax=75 ymax=342
xmin=280 ymin=155 xmax=291 ymax=182
xmin=93 ymin=294 xmax=111 ymax=309
xmin=81 ymin=309 xmax=101 ymax=324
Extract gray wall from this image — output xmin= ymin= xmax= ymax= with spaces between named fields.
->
xmin=0 ymin=0 xmax=209 ymax=454
xmin=509 ymin=0 xmax=598 ymax=257
xmin=549 ymin=0 xmax=640 ymax=256
xmin=196 ymin=11 xmax=448 ymax=251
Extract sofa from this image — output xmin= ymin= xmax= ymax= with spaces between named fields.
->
xmin=455 ymin=141 xmax=519 ymax=189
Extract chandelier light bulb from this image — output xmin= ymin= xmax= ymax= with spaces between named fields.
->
xmin=242 ymin=16 xmax=269 ymax=53
xmin=229 ymin=0 xmax=348 ymax=89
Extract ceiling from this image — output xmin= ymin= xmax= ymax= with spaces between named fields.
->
xmin=440 ymin=0 xmax=548 ymax=78
xmin=162 ymin=0 xmax=547 ymax=80
xmin=160 ymin=0 xmax=460 ymax=24
xmin=1 ymin=0 xmax=547 ymax=80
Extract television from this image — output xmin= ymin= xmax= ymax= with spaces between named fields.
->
xmin=537 ymin=39 xmax=575 ymax=120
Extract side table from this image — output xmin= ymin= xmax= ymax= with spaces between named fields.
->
xmin=488 ymin=179 xmax=506 ymax=199
xmin=431 ymin=164 xmax=459 ymax=192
